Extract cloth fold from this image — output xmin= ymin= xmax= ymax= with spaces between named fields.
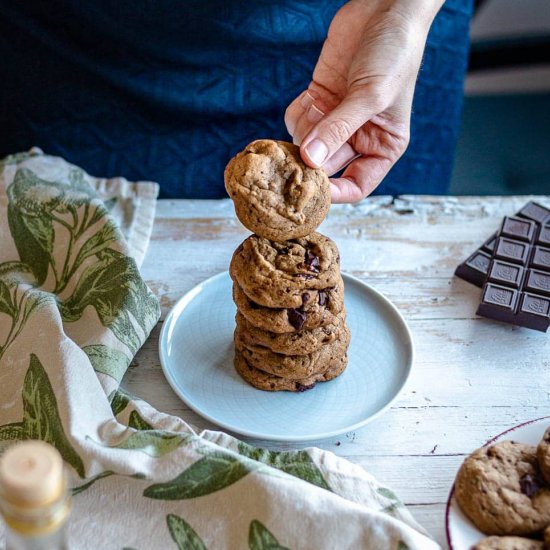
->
xmin=0 ymin=150 xmax=439 ymax=550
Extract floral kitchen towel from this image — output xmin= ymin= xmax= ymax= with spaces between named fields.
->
xmin=0 ymin=150 xmax=439 ymax=550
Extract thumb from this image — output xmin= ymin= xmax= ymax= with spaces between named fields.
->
xmin=300 ymin=88 xmax=379 ymax=168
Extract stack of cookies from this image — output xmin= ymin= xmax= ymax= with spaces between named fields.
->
xmin=224 ymin=140 xmax=350 ymax=392
xmin=455 ymin=427 xmax=550 ymax=550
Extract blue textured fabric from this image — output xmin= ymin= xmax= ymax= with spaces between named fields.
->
xmin=0 ymin=0 xmax=472 ymax=198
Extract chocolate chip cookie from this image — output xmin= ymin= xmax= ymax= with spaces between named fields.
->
xmin=230 ymin=233 xmax=341 ymax=308
xmin=233 ymin=280 xmax=344 ymax=333
xmin=472 ymin=536 xmax=544 ymax=550
xmin=234 ymin=324 xmax=350 ymax=379
xmin=536 ymin=426 xmax=550 ymax=484
xmin=455 ymin=441 xmax=550 ymax=536
xmin=224 ymin=140 xmax=331 ymax=241
xmin=234 ymin=351 xmax=348 ymax=392
xmin=235 ymin=310 xmax=347 ymax=355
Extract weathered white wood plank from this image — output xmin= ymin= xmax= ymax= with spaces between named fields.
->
xmin=359 ymin=455 xmax=460 ymax=502
xmin=408 ymin=504 xmax=446 ymax=547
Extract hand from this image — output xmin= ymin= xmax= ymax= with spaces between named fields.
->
xmin=285 ymin=0 xmax=443 ymax=203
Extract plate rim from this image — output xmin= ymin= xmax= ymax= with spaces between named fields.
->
xmin=158 ymin=270 xmax=415 ymax=442
xmin=445 ymin=415 xmax=550 ymax=550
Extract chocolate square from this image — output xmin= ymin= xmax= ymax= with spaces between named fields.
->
xmin=455 ymin=250 xmax=491 ymax=287
xmin=487 ymin=260 xmax=524 ymax=289
xmin=532 ymin=246 xmax=550 ymax=270
xmin=495 ymin=238 xmax=530 ymax=265
xmin=465 ymin=251 xmax=491 ymax=273
xmin=538 ymin=225 xmax=550 ymax=247
xmin=481 ymin=283 xmax=518 ymax=310
xmin=501 ymin=217 xmax=536 ymax=242
xmin=525 ymin=269 xmax=550 ymax=297
xmin=481 ymin=234 xmax=497 ymax=253
xmin=520 ymin=294 xmax=550 ymax=316
xmin=517 ymin=294 xmax=550 ymax=332
xmin=518 ymin=201 xmax=550 ymax=224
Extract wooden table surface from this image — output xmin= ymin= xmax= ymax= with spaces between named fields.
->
xmin=125 ymin=195 xmax=550 ymax=548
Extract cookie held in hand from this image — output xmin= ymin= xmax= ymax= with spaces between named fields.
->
xmin=224 ymin=140 xmax=330 ymax=241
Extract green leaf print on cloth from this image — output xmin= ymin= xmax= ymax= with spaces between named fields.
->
xmin=128 ymin=410 xmax=154 ymax=430
xmin=110 ymin=390 xmax=132 ymax=417
xmin=71 ymin=471 xmax=116 ymax=496
xmin=0 ymin=354 xmax=85 ymax=477
xmin=0 ymin=423 xmax=24 ymax=442
xmin=5 ymin=167 xmax=159 ymax=359
xmin=83 ymin=344 xmax=130 ymax=384
xmin=60 ymin=248 xmax=159 ymax=354
xmin=22 ymin=354 xmax=85 ymax=477
xmin=248 ymin=520 xmax=290 ymax=550
xmin=108 ymin=430 xmax=190 ymax=458
xmin=237 ymin=441 xmax=330 ymax=491
xmin=7 ymin=167 xmax=97 ymax=288
xmin=378 ymin=487 xmax=405 ymax=515
xmin=166 ymin=514 xmax=207 ymax=550
xmin=144 ymin=450 xmax=260 ymax=500
xmin=0 ymin=262 xmax=52 ymax=362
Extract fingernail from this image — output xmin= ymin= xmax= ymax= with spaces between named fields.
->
xmin=307 ymin=104 xmax=324 ymax=124
xmin=305 ymin=139 xmax=328 ymax=167
xmin=300 ymin=91 xmax=314 ymax=110
xmin=286 ymin=119 xmax=296 ymax=136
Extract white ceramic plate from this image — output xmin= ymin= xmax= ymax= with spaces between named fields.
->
xmin=159 ymin=271 xmax=413 ymax=441
xmin=446 ymin=416 xmax=550 ymax=549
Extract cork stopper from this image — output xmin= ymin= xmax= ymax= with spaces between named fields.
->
xmin=0 ymin=441 xmax=64 ymax=506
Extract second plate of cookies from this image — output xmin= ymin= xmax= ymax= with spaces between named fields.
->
xmin=159 ymin=271 xmax=413 ymax=441
xmin=446 ymin=416 xmax=550 ymax=550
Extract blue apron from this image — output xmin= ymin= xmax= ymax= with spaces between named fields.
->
xmin=0 ymin=0 xmax=472 ymax=198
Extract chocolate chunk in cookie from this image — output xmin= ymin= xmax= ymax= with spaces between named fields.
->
xmin=229 ymin=233 xmax=341 ymax=308
xmin=235 ymin=310 xmax=348 ymax=356
xmin=232 ymin=281 xmax=344 ymax=334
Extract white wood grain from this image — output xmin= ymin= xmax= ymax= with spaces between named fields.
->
xmin=127 ymin=195 xmax=550 ymax=549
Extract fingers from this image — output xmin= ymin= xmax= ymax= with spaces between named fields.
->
xmin=323 ymin=143 xmax=359 ymax=176
xmin=292 ymin=103 xmax=326 ymax=146
xmin=284 ymin=90 xmax=318 ymax=139
xmin=330 ymin=154 xmax=394 ymax=203
xmin=300 ymin=88 xmax=380 ymax=168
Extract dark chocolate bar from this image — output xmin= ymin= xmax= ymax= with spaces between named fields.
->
xmin=455 ymin=202 xmax=550 ymax=287
xmin=477 ymin=213 xmax=550 ymax=331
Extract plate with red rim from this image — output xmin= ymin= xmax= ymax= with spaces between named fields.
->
xmin=446 ymin=416 xmax=550 ymax=550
